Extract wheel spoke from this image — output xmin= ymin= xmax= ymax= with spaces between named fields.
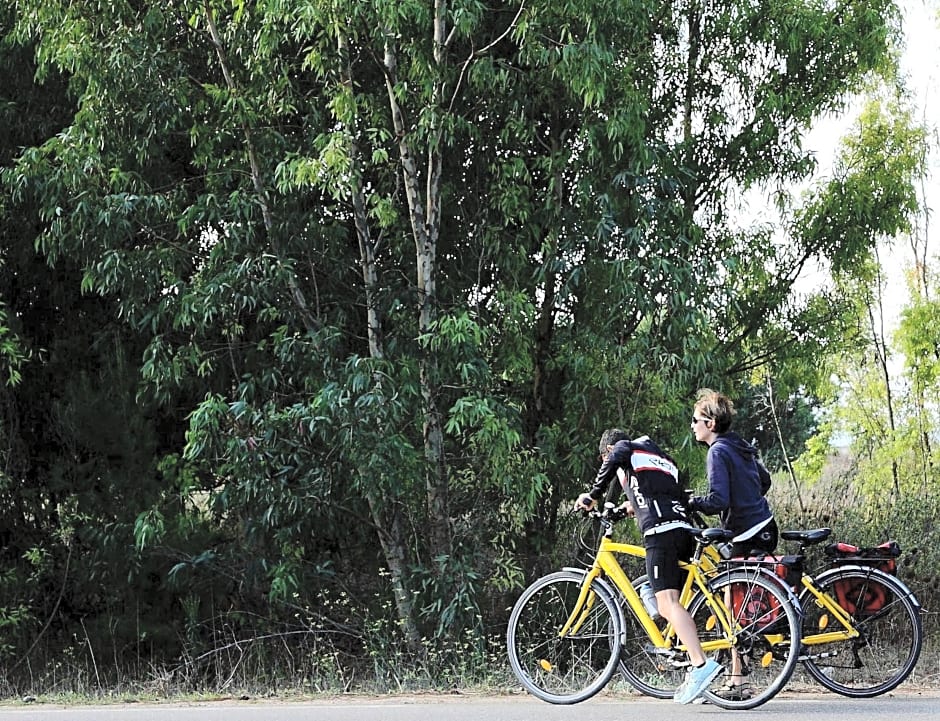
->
xmin=800 ymin=568 xmax=922 ymax=697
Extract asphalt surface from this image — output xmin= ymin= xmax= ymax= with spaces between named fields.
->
xmin=0 ymin=690 xmax=938 ymax=720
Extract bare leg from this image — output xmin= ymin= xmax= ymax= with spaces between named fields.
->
xmin=723 ymin=586 xmax=744 ymax=683
xmin=655 ymin=589 xmax=706 ymax=666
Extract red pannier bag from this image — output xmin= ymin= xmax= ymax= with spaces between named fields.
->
xmin=727 ymin=553 xmax=801 ymax=630
xmin=824 ymin=540 xmax=901 ymax=617
xmin=730 ymin=582 xmax=782 ymax=630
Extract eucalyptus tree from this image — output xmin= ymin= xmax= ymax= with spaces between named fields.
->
xmin=522 ymin=0 xmax=910 ymax=487
xmin=795 ymin=95 xmax=926 ymax=492
xmin=3 ymin=0 xmax=914 ymax=676
xmin=634 ymin=0 xmax=903 ymax=374
xmin=6 ymin=0 xmax=602 ymax=653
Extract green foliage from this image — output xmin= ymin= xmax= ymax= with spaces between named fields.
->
xmin=0 ymin=305 xmax=23 ymax=386
xmin=2 ymin=0 xmax=928 ymax=693
xmin=797 ymin=96 xmax=925 ymax=277
xmin=897 ymin=295 xmax=940 ymax=392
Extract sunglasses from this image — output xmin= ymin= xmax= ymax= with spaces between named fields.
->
xmin=691 ymin=416 xmax=710 ymax=425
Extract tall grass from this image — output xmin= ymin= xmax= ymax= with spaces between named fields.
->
xmin=2 ymin=461 xmax=937 ymax=700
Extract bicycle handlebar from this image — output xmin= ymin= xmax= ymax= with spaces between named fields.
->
xmin=580 ymin=503 xmax=734 ymax=547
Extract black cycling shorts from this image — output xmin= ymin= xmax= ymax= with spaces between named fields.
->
xmin=645 ymin=528 xmax=695 ymax=593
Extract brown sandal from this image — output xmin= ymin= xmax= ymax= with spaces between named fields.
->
xmin=716 ymin=681 xmax=753 ymax=700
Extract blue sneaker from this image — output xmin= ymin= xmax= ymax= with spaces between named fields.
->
xmin=673 ymin=659 xmax=722 ymax=704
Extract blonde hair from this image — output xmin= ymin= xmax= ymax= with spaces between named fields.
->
xmin=694 ymin=388 xmax=736 ymax=433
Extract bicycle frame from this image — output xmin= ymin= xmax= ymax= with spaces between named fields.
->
xmin=797 ymin=572 xmax=861 ymax=646
xmin=700 ymin=540 xmax=860 ymax=648
xmin=562 ymin=528 xmax=739 ymax=656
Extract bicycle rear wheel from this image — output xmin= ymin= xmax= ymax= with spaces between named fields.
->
xmin=506 ymin=570 xmax=623 ymax=704
xmin=688 ymin=569 xmax=802 ymax=709
xmin=617 ymin=575 xmax=687 ymax=698
xmin=800 ymin=566 xmax=922 ymax=697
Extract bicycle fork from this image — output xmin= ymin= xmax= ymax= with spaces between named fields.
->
xmin=558 ymin=568 xmax=604 ymax=639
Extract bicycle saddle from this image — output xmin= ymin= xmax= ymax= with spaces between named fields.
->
xmin=779 ymin=528 xmax=831 ymax=545
xmin=698 ymin=527 xmax=736 ymax=544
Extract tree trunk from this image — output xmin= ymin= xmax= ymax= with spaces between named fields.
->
xmin=383 ymin=24 xmax=451 ymax=558
xmin=203 ymin=1 xmax=319 ymax=333
xmin=338 ymin=30 xmax=424 ymax=656
xmin=765 ymin=375 xmax=805 ymax=516
xmin=365 ymin=494 xmax=425 ymax=655
xmin=866 ymin=255 xmax=899 ymax=494
xmin=682 ymin=0 xmax=702 ymax=222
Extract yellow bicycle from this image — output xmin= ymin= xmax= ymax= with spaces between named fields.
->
xmin=623 ymin=527 xmax=923 ymax=699
xmin=779 ymin=528 xmax=923 ymax=696
xmin=506 ymin=505 xmax=803 ymax=709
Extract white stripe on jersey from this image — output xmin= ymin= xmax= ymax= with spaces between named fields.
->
xmin=631 ymin=450 xmax=679 ymax=481
xmin=616 ymin=467 xmax=629 ymax=489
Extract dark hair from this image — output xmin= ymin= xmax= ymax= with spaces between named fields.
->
xmin=598 ymin=428 xmax=631 ymax=457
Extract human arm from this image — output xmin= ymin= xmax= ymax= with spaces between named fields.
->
xmin=574 ymin=440 xmax=633 ymax=511
xmin=574 ymin=458 xmax=617 ymax=511
xmin=588 ymin=440 xmax=633 ymax=499
xmin=688 ymin=446 xmax=731 ymax=515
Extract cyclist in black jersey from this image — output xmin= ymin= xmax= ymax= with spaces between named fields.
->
xmin=575 ymin=428 xmax=722 ymax=704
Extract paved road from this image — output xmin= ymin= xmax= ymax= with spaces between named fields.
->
xmin=0 ymin=693 xmax=937 ymax=720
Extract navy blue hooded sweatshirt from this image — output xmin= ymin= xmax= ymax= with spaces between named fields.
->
xmin=689 ymin=431 xmax=772 ymax=540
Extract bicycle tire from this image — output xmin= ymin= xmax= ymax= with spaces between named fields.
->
xmin=617 ymin=574 xmax=687 ymax=698
xmin=689 ymin=568 xmax=803 ymax=710
xmin=506 ymin=570 xmax=623 ymax=704
xmin=799 ymin=565 xmax=922 ymax=697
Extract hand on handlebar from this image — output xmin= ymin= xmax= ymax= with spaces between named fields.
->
xmin=574 ymin=493 xmax=596 ymax=512
xmin=680 ymin=490 xmax=709 ymax=528
xmin=606 ymin=502 xmax=632 ymax=522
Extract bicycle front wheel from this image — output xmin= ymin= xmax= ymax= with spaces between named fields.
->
xmin=688 ymin=569 xmax=802 ymax=710
xmin=506 ymin=570 xmax=623 ymax=704
xmin=799 ymin=566 xmax=923 ymax=697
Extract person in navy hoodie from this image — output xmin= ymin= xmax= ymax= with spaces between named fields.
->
xmin=688 ymin=388 xmax=778 ymax=699
xmin=688 ymin=388 xmax=777 ymax=556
